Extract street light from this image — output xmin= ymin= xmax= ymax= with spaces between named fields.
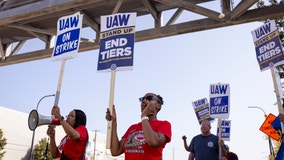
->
xmin=93 ymin=130 xmax=99 ymax=160
xmin=29 ymin=94 xmax=55 ymax=160
xmin=172 ymin=146 xmax=176 ymax=160
xmin=248 ymin=106 xmax=275 ymax=159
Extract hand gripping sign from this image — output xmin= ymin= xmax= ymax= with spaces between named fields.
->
xmin=210 ymin=83 xmax=230 ymax=160
xmin=98 ymin=13 xmax=137 ymax=149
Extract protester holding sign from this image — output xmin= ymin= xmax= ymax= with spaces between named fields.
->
xmin=186 ymin=119 xmax=225 ymax=160
xmin=105 ymin=92 xmax=172 ymax=160
xmin=272 ymin=113 xmax=284 ymax=160
xmin=47 ymin=105 xmax=88 ymax=160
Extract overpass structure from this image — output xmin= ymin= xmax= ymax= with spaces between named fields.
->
xmin=0 ymin=0 xmax=283 ymax=66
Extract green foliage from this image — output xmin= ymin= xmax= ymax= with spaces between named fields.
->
xmin=257 ymin=1 xmax=284 ymax=77
xmin=33 ymin=137 xmax=52 ymax=160
xmin=0 ymin=129 xmax=7 ymax=160
xmin=256 ymin=1 xmax=284 ymax=160
xmin=257 ymin=0 xmax=284 ymax=45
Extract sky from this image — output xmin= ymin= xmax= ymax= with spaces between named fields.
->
xmin=0 ymin=2 xmax=282 ymax=160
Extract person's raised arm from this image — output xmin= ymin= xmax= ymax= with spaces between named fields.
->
xmin=219 ymin=139 xmax=227 ymax=157
xmin=46 ymin=126 xmax=59 ymax=158
xmin=182 ymin=135 xmax=189 ymax=151
xmin=105 ymin=105 xmax=124 ymax=156
xmin=52 ymin=105 xmax=80 ymax=140
xmin=141 ymin=117 xmax=167 ymax=147
xmin=141 ymin=101 xmax=167 ymax=147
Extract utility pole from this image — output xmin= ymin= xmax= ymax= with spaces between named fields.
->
xmin=29 ymin=94 xmax=55 ymax=160
xmin=172 ymin=146 xmax=175 ymax=160
xmin=248 ymin=106 xmax=275 ymax=159
xmin=93 ymin=130 xmax=99 ymax=160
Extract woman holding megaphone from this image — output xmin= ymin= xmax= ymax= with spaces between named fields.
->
xmin=46 ymin=105 xmax=88 ymax=160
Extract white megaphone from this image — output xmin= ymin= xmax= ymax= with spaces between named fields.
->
xmin=28 ymin=109 xmax=60 ymax=131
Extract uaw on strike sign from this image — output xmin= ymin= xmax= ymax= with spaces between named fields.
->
xmin=98 ymin=13 xmax=136 ymax=72
xmin=192 ymin=98 xmax=214 ymax=124
xmin=251 ymin=20 xmax=284 ymax=71
xmin=52 ymin=12 xmax=83 ymax=61
xmin=209 ymin=83 xmax=230 ymax=119
xmin=217 ymin=120 xmax=231 ymax=141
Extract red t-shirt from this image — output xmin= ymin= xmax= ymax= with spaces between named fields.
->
xmin=58 ymin=125 xmax=88 ymax=160
xmin=122 ymin=120 xmax=172 ymax=160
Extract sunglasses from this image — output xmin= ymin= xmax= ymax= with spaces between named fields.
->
xmin=139 ymin=96 xmax=154 ymax=102
xmin=65 ymin=114 xmax=75 ymax=119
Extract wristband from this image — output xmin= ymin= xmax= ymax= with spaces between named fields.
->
xmin=59 ymin=116 xmax=64 ymax=122
xmin=141 ymin=116 xmax=149 ymax=121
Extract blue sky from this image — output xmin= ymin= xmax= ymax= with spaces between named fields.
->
xmin=0 ymin=3 xmax=281 ymax=160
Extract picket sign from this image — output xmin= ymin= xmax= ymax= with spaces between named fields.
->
xmin=106 ymin=70 xmax=116 ymax=149
xmin=251 ymin=21 xmax=284 ymax=132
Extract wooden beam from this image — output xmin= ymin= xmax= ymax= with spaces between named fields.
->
xmin=155 ymin=0 xmax=224 ymax=21
xmin=0 ymin=0 xmax=105 ymax=26
xmin=166 ymin=8 xmax=183 ymax=26
xmin=141 ymin=0 xmax=160 ymax=22
xmin=228 ymin=0 xmax=259 ymax=20
xmin=5 ymin=23 xmax=55 ymax=35
xmin=0 ymin=38 xmax=5 ymax=60
xmin=221 ymin=0 xmax=232 ymax=15
xmin=82 ymin=11 xmax=100 ymax=33
xmin=112 ymin=0 xmax=124 ymax=14
xmin=0 ymin=1 xmax=284 ymax=66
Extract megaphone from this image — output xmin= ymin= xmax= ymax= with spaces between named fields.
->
xmin=28 ymin=109 xmax=60 ymax=131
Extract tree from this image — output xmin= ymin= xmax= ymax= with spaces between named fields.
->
xmin=257 ymin=0 xmax=284 ymax=77
xmin=21 ymin=148 xmax=31 ymax=160
xmin=0 ymin=129 xmax=7 ymax=160
xmin=256 ymin=1 xmax=284 ymax=160
xmin=33 ymin=137 xmax=52 ymax=160
xmin=257 ymin=0 xmax=284 ymax=37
